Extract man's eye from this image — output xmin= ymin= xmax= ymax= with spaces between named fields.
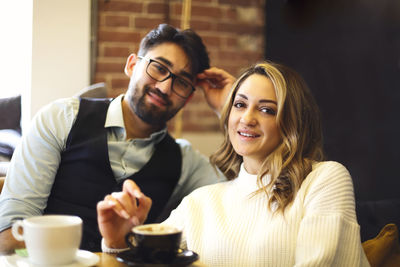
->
xmin=154 ymin=63 xmax=168 ymax=75
xmin=176 ymin=78 xmax=190 ymax=88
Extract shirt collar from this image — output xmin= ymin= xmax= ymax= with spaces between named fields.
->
xmin=104 ymin=94 xmax=168 ymax=143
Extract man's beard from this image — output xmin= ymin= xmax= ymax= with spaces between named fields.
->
xmin=131 ymin=84 xmax=181 ymax=126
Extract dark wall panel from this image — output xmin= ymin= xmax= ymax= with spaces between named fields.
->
xmin=265 ymin=0 xmax=400 ymax=202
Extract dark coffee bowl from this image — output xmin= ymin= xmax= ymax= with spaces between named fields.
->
xmin=126 ymin=229 xmax=182 ymax=264
xmin=116 ymin=247 xmax=199 ymax=267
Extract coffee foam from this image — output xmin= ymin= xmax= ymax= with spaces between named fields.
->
xmin=133 ymin=224 xmax=180 ymax=235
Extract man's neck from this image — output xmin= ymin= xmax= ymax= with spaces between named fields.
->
xmin=121 ymin=98 xmax=162 ymax=140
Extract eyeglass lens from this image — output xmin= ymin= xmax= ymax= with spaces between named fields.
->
xmin=147 ymin=60 xmax=193 ymax=98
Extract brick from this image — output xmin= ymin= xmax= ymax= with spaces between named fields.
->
xmin=201 ymin=35 xmax=221 ymax=47
xmin=218 ymin=0 xmax=260 ymax=6
xmin=171 ymin=3 xmax=182 ymax=16
xmin=168 ymin=19 xmax=181 ymax=29
xmin=191 ymin=5 xmax=222 ymax=18
xmin=135 ymin=17 xmax=166 ymax=29
xmin=237 ymin=7 xmax=261 ymax=23
xmin=224 ymin=36 xmax=238 ymax=47
xmin=192 ymin=0 xmax=212 ymax=3
xmin=109 ymin=88 xmax=128 ymax=98
xmin=104 ymin=46 xmax=131 ymax=57
xmin=190 ymin=20 xmax=212 ymax=31
xmin=93 ymin=75 xmax=107 ymax=85
xmin=217 ymin=22 xmax=263 ymax=35
xmin=99 ymin=1 xmax=143 ymax=12
xmin=111 ymin=78 xmax=130 ymax=89
xmin=96 ymin=62 xmax=125 ymax=73
xmin=147 ymin=2 xmax=169 ymax=14
xmin=238 ymin=35 xmax=264 ymax=52
xmin=224 ymin=7 xmax=237 ymax=20
xmin=98 ymin=14 xmax=106 ymax=27
xmin=105 ymin=15 xmax=130 ymax=27
xmin=98 ymin=30 xmax=141 ymax=43
xmin=217 ymin=51 xmax=241 ymax=61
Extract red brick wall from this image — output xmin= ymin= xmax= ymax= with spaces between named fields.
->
xmin=95 ymin=0 xmax=265 ymax=133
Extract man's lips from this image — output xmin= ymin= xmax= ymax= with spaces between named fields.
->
xmin=147 ymin=90 xmax=169 ymax=107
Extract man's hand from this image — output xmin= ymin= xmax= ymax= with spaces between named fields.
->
xmin=196 ymin=67 xmax=236 ymax=117
xmin=0 ymin=228 xmax=25 ymax=255
xmin=97 ymin=180 xmax=152 ymax=249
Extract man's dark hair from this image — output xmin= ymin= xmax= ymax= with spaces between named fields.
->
xmin=138 ymin=24 xmax=210 ymax=76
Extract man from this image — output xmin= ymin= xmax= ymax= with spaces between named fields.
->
xmin=0 ymin=24 xmax=235 ymax=253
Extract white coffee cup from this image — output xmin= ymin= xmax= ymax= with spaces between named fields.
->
xmin=11 ymin=215 xmax=82 ymax=265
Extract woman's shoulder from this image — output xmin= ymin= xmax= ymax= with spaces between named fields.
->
xmin=311 ymin=160 xmax=350 ymax=178
xmin=303 ymin=160 xmax=353 ymax=189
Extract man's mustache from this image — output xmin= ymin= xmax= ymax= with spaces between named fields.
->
xmin=144 ymin=85 xmax=172 ymax=106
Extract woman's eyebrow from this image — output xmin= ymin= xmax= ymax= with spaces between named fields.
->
xmin=259 ymin=99 xmax=277 ymax=105
xmin=236 ymin=93 xmax=277 ymax=105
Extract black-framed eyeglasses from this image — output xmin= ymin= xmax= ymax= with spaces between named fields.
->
xmin=138 ymin=56 xmax=195 ymax=99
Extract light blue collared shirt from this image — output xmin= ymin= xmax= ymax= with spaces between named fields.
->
xmin=0 ymin=95 xmax=224 ymax=231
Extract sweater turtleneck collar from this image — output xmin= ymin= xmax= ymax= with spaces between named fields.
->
xmin=233 ymin=163 xmax=271 ymax=195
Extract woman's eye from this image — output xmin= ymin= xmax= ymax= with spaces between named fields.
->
xmin=233 ymin=102 xmax=245 ymax=108
xmin=260 ymin=107 xmax=276 ymax=115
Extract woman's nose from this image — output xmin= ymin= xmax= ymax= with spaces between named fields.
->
xmin=240 ymin=109 xmax=257 ymax=126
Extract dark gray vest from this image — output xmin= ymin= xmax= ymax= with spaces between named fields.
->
xmin=44 ymin=98 xmax=182 ymax=251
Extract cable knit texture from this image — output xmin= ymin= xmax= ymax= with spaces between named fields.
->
xmin=164 ymin=161 xmax=371 ymax=266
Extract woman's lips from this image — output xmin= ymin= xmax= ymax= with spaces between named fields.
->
xmin=238 ymin=130 xmax=260 ymax=138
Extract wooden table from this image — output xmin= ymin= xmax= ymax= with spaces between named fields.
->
xmin=95 ymin=252 xmax=127 ymax=266
xmin=0 ymin=251 xmax=203 ymax=266
xmin=95 ymin=252 xmax=205 ymax=266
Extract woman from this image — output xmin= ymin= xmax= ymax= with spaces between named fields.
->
xmin=97 ymin=61 xmax=370 ymax=266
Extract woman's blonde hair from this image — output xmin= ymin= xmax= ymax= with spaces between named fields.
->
xmin=210 ymin=61 xmax=324 ymax=213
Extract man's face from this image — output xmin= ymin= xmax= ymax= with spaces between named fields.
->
xmin=126 ymin=42 xmax=194 ymax=127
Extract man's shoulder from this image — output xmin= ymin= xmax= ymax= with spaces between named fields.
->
xmin=39 ymin=97 xmax=80 ymax=116
xmin=174 ymin=138 xmax=206 ymax=160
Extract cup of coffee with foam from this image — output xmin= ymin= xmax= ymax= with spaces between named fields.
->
xmin=125 ymin=223 xmax=182 ymax=264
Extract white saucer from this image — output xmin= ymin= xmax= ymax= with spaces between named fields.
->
xmin=1 ymin=250 xmax=99 ymax=267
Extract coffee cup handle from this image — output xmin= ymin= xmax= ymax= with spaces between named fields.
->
xmin=125 ymin=232 xmax=137 ymax=250
xmin=11 ymin=220 xmax=25 ymax=241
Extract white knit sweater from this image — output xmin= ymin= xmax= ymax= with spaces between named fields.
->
xmin=164 ymin=161 xmax=370 ymax=267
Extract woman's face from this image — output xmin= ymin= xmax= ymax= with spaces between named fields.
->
xmin=228 ymin=74 xmax=281 ymax=172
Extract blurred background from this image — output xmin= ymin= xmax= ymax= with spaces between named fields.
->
xmin=0 ymin=0 xmax=399 ymax=241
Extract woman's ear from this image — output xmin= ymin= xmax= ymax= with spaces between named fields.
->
xmin=125 ymin=54 xmax=138 ymax=77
